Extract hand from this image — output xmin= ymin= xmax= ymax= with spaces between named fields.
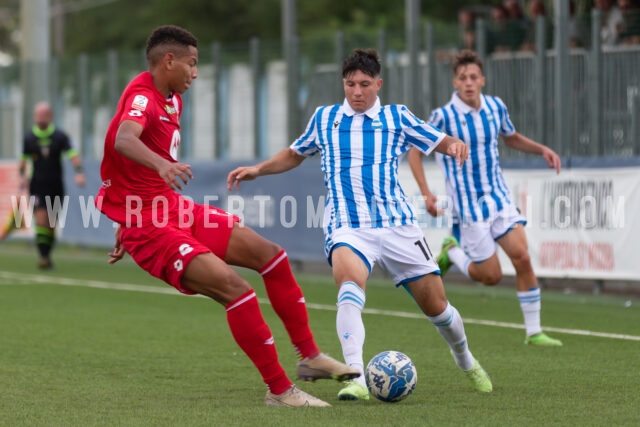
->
xmin=541 ymin=147 xmax=561 ymax=174
xmin=418 ymin=192 xmax=444 ymax=217
xmin=74 ymin=172 xmax=86 ymax=187
xmin=226 ymin=166 xmax=260 ymax=190
xmin=157 ymin=161 xmax=193 ymax=191
xmin=108 ymin=225 xmax=126 ymax=264
xmin=18 ymin=176 xmax=28 ymax=192
xmin=446 ymin=141 xmax=468 ymax=167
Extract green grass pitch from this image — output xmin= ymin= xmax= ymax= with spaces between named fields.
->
xmin=0 ymin=241 xmax=638 ymax=426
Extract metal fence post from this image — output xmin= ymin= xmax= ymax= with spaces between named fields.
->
xmin=107 ymin=50 xmax=119 ymax=114
xmin=212 ymin=42 xmax=224 ymax=159
xmin=78 ymin=53 xmax=92 ymax=158
xmin=632 ymin=92 xmax=639 ymax=156
xmin=589 ymin=9 xmax=603 ymax=156
xmin=405 ymin=0 xmax=421 ymax=116
xmin=424 ymin=22 xmax=437 ymax=116
xmin=377 ymin=29 xmax=388 ymax=103
xmin=250 ymin=37 xmax=263 ymax=158
xmin=535 ymin=16 xmax=547 ymax=145
xmin=334 ymin=30 xmax=345 ymax=101
xmin=554 ymin=0 xmax=570 ymax=156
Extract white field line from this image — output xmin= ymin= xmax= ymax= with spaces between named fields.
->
xmin=2 ymin=271 xmax=639 ymax=342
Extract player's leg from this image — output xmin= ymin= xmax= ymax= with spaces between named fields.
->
xmin=404 ymin=275 xmax=492 ymax=392
xmin=442 ymin=221 xmax=503 ymax=285
xmin=34 ymin=203 xmax=55 ymax=269
xmin=497 ymin=225 xmax=562 ymax=346
xmin=331 ymin=244 xmax=371 ymax=400
xmin=381 ymin=225 xmax=491 ymax=392
xmin=195 ymin=205 xmax=358 ymax=381
xmin=0 ymin=203 xmax=27 ymax=241
xmin=181 ymin=253 xmax=329 ymax=406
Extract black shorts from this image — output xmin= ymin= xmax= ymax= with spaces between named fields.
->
xmin=30 ymin=184 xmax=64 ymax=210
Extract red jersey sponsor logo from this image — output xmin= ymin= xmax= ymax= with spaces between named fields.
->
xmin=131 ymin=95 xmax=149 ymax=111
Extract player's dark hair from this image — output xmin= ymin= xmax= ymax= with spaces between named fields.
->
xmin=146 ymin=25 xmax=198 ymax=65
xmin=452 ymin=49 xmax=483 ymax=75
xmin=342 ymin=48 xmax=381 ymax=78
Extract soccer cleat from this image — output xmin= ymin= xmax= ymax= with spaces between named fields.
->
xmin=337 ymin=380 xmax=370 ymax=401
xmin=38 ymin=258 xmax=54 ymax=270
xmin=463 ymin=359 xmax=493 ymax=393
xmin=0 ymin=210 xmax=23 ymax=241
xmin=296 ymin=353 xmax=361 ymax=382
xmin=265 ymin=385 xmax=331 ymax=407
xmin=436 ymin=236 xmax=458 ymax=277
xmin=525 ymin=332 xmax=563 ymax=347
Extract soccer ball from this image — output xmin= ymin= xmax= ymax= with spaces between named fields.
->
xmin=365 ymin=350 xmax=417 ymax=402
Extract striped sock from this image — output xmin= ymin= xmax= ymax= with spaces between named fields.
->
xmin=336 ymin=281 xmax=366 ymax=386
xmin=259 ymin=249 xmax=319 ymax=359
xmin=448 ymin=246 xmax=471 ymax=278
xmin=518 ymin=288 xmax=542 ymax=336
xmin=226 ymin=289 xmax=291 ymax=394
xmin=427 ymin=302 xmax=474 ymax=370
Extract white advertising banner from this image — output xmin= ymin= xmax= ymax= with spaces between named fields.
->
xmin=399 ymin=162 xmax=640 ymax=281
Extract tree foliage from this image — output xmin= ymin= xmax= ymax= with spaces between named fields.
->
xmin=60 ymin=0 xmax=490 ymax=56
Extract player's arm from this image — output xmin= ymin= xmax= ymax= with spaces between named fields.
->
xmin=433 ymin=135 xmax=468 ymax=167
xmin=17 ymin=156 xmax=28 ymax=191
xmin=502 ymin=132 xmax=561 ymax=174
xmin=65 ymin=149 xmax=86 ymax=187
xmin=227 ymin=148 xmax=305 ymax=190
xmin=115 ymin=120 xmax=193 ymax=190
xmin=407 ymin=148 xmax=440 ymax=217
xmin=108 ymin=224 xmax=126 ymax=264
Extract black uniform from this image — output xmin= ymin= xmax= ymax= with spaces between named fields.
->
xmin=22 ymin=124 xmax=74 ymax=209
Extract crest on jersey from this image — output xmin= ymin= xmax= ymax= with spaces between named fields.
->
xmin=371 ymin=119 xmax=383 ymax=129
xmin=131 ymin=95 xmax=148 ymax=111
xmin=165 ymin=105 xmax=177 ymax=115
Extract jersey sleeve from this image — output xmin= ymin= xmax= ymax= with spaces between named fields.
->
xmin=118 ymin=92 xmax=152 ymax=130
xmin=289 ymin=107 xmax=321 ymax=157
xmin=494 ymin=96 xmax=516 ymax=137
xmin=427 ymin=108 xmax=446 ymax=132
xmin=399 ymin=105 xmax=446 ymax=156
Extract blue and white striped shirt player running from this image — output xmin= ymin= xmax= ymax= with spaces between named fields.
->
xmin=291 ymin=96 xmax=445 ymax=235
xmin=429 ymin=92 xmax=515 ymax=224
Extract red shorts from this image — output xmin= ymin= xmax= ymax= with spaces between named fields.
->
xmin=120 ymin=198 xmax=240 ymax=294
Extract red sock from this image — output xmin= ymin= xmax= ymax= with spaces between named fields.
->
xmin=260 ymin=250 xmax=320 ymax=359
xmin=226 ymin=290 xmax=291 ymax=395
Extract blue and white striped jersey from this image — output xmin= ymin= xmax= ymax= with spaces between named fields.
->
xmin=429 ymin=92 xmax=516 ymax=224
xmin=291 ymin=97 xmax=445 ymax=234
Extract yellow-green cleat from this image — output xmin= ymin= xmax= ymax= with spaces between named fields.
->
xmin=436 ymin=236 xmax=459 ymax=277
xmin=337 ymin=380 xmax=369 ymax=401
xmin=525 ymin=332 xmax=563 ymax=347
xmin=464 ymin=359 xmax=493 ymax=393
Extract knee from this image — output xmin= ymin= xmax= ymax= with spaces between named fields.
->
xmin=511 ymin=251 xmax=533 ymax=273
xmin=481 ymin=271 xmax=502 ymax=286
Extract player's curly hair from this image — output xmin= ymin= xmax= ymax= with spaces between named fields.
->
xmin=145 ymin=25 xmax=198 ymax=65
xmin=452 ymin=49 xmax=483 ymax=75
xmin=342 ymin=48 xmax=381 ymax=78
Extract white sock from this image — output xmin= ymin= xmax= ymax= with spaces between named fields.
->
xmin=337 ymin=281 xmax=366 ymax=386
xmin=427 ymin=302 xmax=474 ymax=371
xmin=518 ymin=288 xmax=542 ymax=336
xmin=448 ymin=246 xmax=471 ymax=278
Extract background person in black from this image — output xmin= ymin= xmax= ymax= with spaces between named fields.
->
xmin=18 ymin=102 xmax=86 ymax=269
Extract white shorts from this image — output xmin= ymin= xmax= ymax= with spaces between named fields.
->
xmin=325 ymin=224 xmax=440 ymax=286
xmin=455 ymin=203 xmax=526 ymax=262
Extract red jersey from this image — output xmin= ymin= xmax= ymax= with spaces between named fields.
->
xmin=97 ymin=72 xmax=183 ymax=224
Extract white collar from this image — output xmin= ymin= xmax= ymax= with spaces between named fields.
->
xmin=451 ymin=92 xmax=486 ymax=114
xmin=342 ymin=97 xmax=381 ymax=118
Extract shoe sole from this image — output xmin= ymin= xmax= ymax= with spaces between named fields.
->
xmin=297 ymin=368 xmax=360 ymax=382
xmin=337 ymin=393 xmax=368 ymax=401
